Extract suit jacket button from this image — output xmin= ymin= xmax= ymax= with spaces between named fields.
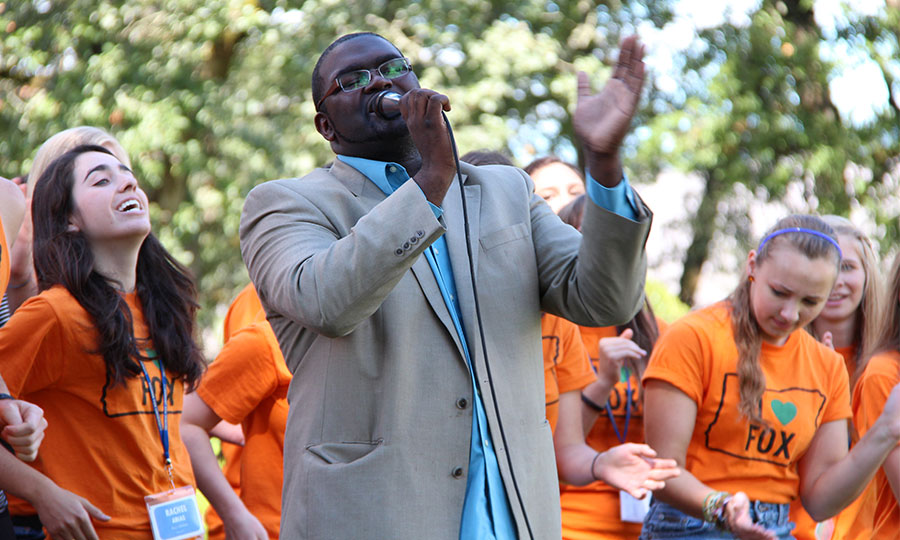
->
xmin=451 ymin=467 xmax=464 ymax=478
xmin=395 ymin=248 xmax=404 ymax=256
xmin=403 ymin=241 xmax=411 ymax=250
xmin=456 ymin=398 xmax=468 ymax=409
xmin=410 ymin=236 xmax=418 ymax=244
xmin=416 ymin=230 xmax=425 ymax=238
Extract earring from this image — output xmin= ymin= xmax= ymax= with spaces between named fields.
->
xmin=748 ymin=275 xmax=755 ymax=283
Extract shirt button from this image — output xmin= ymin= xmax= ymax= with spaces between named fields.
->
xmin=456 ymin=398 xmax=468 ymax=409
xmin=451 ymin=467 xmax=464 ymax=478
xmin=394 ymin=248 xmax=404 ymax=256
xmin=389 ymin=166 xmax=397 ymax=173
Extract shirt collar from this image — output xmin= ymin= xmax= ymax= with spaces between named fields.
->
xmin=337 ymin=155 xmax=410 ymax=197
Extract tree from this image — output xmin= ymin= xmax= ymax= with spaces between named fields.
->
xmin=634 ymin=0 xmax=900 ymax=305
xmin=1 ymin=0 xmax=672 ymax=343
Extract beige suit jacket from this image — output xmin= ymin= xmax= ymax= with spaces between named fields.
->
xmin=240 ymin=159 xmax=651 ymax=540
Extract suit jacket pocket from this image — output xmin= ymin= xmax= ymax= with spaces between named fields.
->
xmin=479 ymin=222 xmax=529 ymax=251
xmin=306 ymin=439 xmax=383 ymax=464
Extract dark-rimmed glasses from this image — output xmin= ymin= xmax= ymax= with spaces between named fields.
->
xmin=315 ymin=57 xmax=411 ymax=110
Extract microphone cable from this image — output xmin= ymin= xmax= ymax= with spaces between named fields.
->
xmin=441 ymin=110 xmax=537 ymax=540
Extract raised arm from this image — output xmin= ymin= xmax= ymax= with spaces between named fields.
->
xmin=574 ymin=35 xmax=646 ymax=187
xmin=535 ymin=37 xmax=651 ymax=326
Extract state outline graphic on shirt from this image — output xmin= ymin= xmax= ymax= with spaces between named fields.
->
xmin=100 ymin=348 xmax=182 ymax=419
xmin=704 ymin=372 xmax=827 ymax=467
xmin=586 ymin=352 xmax=643 ymax=419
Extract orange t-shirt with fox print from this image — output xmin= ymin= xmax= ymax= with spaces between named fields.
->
xmin=0 ymin=286 xmax=196 ymax=539
xmin=642 ymin=302 xmax=851 ymax=503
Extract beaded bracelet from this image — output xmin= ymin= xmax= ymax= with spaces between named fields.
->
xmin=701 ymin=490 xmax=732 ymax=528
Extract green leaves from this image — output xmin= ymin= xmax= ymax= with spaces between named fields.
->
xmin=4 ymin=0 xmax=895 ymax=338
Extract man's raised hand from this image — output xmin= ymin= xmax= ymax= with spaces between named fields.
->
xmin=573 ymin=35 xmax=646 ymax=162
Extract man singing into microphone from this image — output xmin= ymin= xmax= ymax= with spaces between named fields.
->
xmin=241 ymin=32 xmax=653 ymax=540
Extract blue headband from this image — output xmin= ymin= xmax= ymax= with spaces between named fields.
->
xmin=757 ymin=227 xmax=843 ymax=259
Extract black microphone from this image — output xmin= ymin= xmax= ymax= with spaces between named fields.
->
xmin=374 ymin=90 xmax=402 ymax=119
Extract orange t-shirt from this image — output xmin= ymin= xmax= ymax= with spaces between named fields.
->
xmin=642 ymin=302 xmax=851 ymax=503
xmin=206 ymin=283 xmax=267 ymax=540
xmin=196 ymin=321 xmax=291 ymax=539
xmin=560 ymin=324 xmax=663 ymax=540
xmin=0 ymin=286 xmax=196 ymax=539
xmin=223 ymin=283 xmax=265 ymax=342
xmin=837 ymin=351 xmax=900 ymax=539
xmin=0 ymin=217 xmax=9 ymax=296
xmin=543 ymin=314 xmax=596 ymax=434
xmin=835 ymin=345 xmax=857 ymax=382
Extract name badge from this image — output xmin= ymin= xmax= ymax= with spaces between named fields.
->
xmin=145 ymin=485 xmax=204 ymax=540
xmin=619 ymin=490 xmax=651 ymax=523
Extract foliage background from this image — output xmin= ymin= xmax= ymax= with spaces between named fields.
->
xmin=2 ymin=0 xmax=897 ymax=348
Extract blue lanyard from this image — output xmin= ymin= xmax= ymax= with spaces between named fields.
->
xmin=606 ymin=374 xmax=631 ymax=444
xmin=139 ymin=358 xmax=175 ymax=487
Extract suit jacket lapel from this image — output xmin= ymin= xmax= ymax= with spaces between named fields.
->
xmin=330 ymin=159 xmax=468 ymax=359
xmin=330 ymin=159 xmax=382 ymax=208
xmin=409 ymin=256 xmax=465 ymax=357
xmin=443 ymin=173 xmax=482 ymax=356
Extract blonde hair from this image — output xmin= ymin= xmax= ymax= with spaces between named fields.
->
xmin=810 ymin=215 xmax=883 ymax=387
xmin=728 ymin=215 xmax=841 ymax=424
xmin=28 ymin=127 xmax=130 ymax=197
xmin=872 ymin=252 xmax=900 ymax=357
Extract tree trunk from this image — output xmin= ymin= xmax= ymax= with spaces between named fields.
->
xmin=678 ymin=170 xmax=723 ymax=305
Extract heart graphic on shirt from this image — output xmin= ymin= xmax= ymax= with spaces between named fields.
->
xmin=770 ymin=399 xmax=797 ymax=426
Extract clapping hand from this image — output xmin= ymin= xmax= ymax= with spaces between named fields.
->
xmin=724 ymin=492 xmax=778 ymax=540
xmin=592 ymin=443 xmax=680 ymax=499
xmin=573 ymin=35 xmax=646 ymax=186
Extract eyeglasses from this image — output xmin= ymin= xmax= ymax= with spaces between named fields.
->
xmin=315 ymin=57 xmax=411 ymax=110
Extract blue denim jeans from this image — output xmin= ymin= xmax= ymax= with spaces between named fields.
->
xmin=639 ymin=498 xmax=796 ymax=539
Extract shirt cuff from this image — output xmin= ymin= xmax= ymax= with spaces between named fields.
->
xmin=427 ymin=201 xmax=443 ymax=219
xmin=586 ymin=172 xmax=638 ymax=221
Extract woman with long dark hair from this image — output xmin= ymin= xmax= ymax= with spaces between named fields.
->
xmin=0 ymin=144 xmax=206 ymax=539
